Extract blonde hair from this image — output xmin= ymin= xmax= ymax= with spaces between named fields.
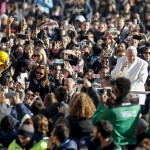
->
xmin=69 ymin=92 xmax=96 ymax=119
xmin=34 ymin=47 xmax=47 ymax=65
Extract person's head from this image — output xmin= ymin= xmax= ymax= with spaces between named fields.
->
xmin=98 ymin=66 xmax=109 ymax=79
xmin=93 ymin=120 xmax=113 ymax=141
xmin=44 ymin=93 xmax=57 ymax=108
xmin=101 ymin=57 xmax=110 ymax=67
xmin=81 ymin=21 xmax=90 ymax=33
xmin=84 ymin=69 xmax=94 ymax=80
xmin=34 ymin=65 xmax=48 ymax=81
xmin=0 ymin=14 xmax=8 ymax=25
xmin=135 ymin=139 xmax=150 ymax=150
xmin=136 ymin=118 xmax=148 ymax=136
xmin=51 ymin=124 xmax=70 ymax=144
xmin=25 ymin=89 xmax=34 ymax=101
xmin=18 ymin=118 xmax=34 ymax=147
xmin=54 ymin=86 xmax=67 ymax=102
xmin=14 ymin=44 xmax=24 ymax=59
xmin=64 ymin=78 xmax=75 ymax=94
xmin=126 ymin=46 xmax=137 ymax=63
xmin=114 ymin=77 xmax=131 ymax=97
xmin=142 ymin=47 xmax=150 ymax=61
xmin=0 ymin=115 xmax=17 ymax=132
xmin=117 ymin=17 xmax=125 ymax=30
xmin=69 ymin=92 xmax=96 ymax=119
xmin=101 ymin=76 xmax=112 ymax=88
xmin=24 ymin=44 xmax=34 ymax=59
xmin=92 ymin=20 xmax=99 ymax=30
xmin=75 ymin=15 xmax=86 ymax=28
xmin=115 ymin=48 xmax=126 ymax=58
xmin=53 ymin=65 xmax=62 ymax=79
xmin=98 ymin=22 xmax=107 ymax=33
xmin=32 ymin=114 xmax=49 ymax=136
xmin=33 ymin=47 xmax=47 ymax=65
xmin=31 ymin=100 xmax=44 ymax=115
xmin=1 ymin=36 xmax=11 ymax=50
xmin=55 ymin=117 xmax=70 ymax=129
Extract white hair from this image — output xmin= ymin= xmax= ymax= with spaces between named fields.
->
xmin=127 ymin=46 xmax=137 ymax=52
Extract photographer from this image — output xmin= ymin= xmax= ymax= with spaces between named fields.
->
xmin=92 ymin=77 xmax=141 ymax=149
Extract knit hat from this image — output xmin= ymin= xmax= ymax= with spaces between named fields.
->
xmin=0 ymin=115 xmax=18 ymax=132
xmin=18 ymin=119 xmax=34 ymax=138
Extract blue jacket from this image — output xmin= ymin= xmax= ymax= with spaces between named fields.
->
xmin=56 ymin=139 xmax=77 ymax=150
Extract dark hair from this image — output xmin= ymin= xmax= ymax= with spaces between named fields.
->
xmin=102 ymin=75 xmax=112 ymax=86
xmin=115 ymin=77 xmax=131 ymax=97
xmin=53 ymin=124 xmax=70 ymax=143
xmin=31 ymin=100 xmax=44 ymax=115
xmin=94 ymin=120 xmax=113 ymax=138
xmin=54 ymin=86 xmax=67 ymax=102
xmin=98 ymin=66 xmax=109 ymax=73
xmin=55 ymin=117 xmax=70 ymax=129
xmin=92 ymin=44 xmax=102 ymax=55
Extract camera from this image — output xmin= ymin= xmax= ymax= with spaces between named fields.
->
xmin=76 ymin=79 xmax=84 ymax=84
xmin=96 ymin=87 xmax=111 ymax=97
xmin=133 ymin=35 xmax=142 ymax=40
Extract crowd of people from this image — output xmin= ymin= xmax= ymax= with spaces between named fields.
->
xmin=0 ymin=0 xmax=150 ymax=150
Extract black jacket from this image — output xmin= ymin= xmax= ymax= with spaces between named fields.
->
xmin=67 ymin=116 xmax=93 ymax=140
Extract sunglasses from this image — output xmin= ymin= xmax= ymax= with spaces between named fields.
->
xmin=144 ymin=52 xmax=150 ymax=54
xmin=33 ymin=54 xmax=41 ymax=57
xmin=61 ymin=53 xmax=68 ymax=56
xmin=35 ymin=71 xmax=44 ymax=76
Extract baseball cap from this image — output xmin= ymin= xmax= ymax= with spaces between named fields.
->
xmin=75 ymin=15 xmax=86 ymax=23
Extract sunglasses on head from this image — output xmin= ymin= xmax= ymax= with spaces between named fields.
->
xmin=35 ymin=71 xmax=44 ymax=76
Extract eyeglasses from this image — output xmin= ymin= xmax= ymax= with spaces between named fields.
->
xmin=144 ymin=52 xmax=150 ymax=54
xmin=35 ymin=71 xmax=44 ymax=76
xmin=33 ymin=54 xmax=41 ymax=57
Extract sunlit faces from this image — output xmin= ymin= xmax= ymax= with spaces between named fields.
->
xmin=24 ymin=45 xmax=34 ymax=58
xmin=98 ymin=68 xmax=109 ymax=79
xmin=143 ymin=50 xmax=150 ymax=61
xmin=53 ymin=65 xmax=61 ymax=79
xmin=35 ymin=68 xmax=45 ymax=80
xmin=15 ymin=46 xmax=24 ymax=58
xmin=81 ymin=22 xmax=90 ymax=33
xmin=33 ymin=51 xmax=43 ymax=63
xmin=64 ymin=78 xmax=75 ymax=94
xmin=126 ymin=49 xmax=137 ymax=64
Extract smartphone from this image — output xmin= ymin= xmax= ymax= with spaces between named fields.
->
xmin=17 ymin=34 xmax=27 ymax=39
xmin=18 ymin=73 xmax=28 ymax=84
xmin=133 ymin=35 xmax=142 ymax=40
xmin=76 ymin=79 xmax=84 ymax=84
xmin=96 ymin=87 xmax=112 ymax=97
xmin=133 ymin=19 xmax=138 ymax=25
xmin=55 ymin=59 xmax=64 ymax=64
